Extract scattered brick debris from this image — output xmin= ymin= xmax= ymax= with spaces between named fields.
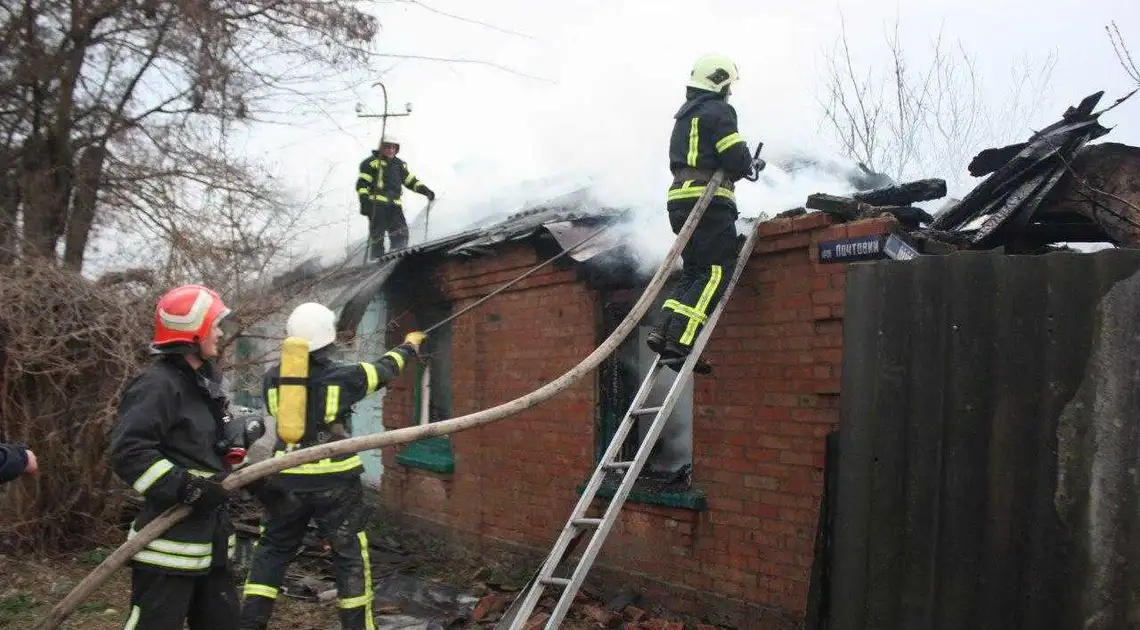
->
xmin=524 ymin=612 xmax=552 ymax=630
xmin=623 ymin=605 xmax=647 ymax=622
xmin=582 ymin=603 xmax=618 ymax=627
xmin=471 ymin=594 xmax=508 ymax=621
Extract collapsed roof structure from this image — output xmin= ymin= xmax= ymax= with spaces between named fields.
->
xmin=790 ymin=91 xmax=1140 ymax=260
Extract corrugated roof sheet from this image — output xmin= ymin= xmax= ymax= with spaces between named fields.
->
xmin=325 ymin=200 xmax=628 ymax=332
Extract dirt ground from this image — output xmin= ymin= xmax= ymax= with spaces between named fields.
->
xmin=0 ymin=548 xmax=336 ymax=629
xmin=0 ymin=519 xmax=615 ymax=630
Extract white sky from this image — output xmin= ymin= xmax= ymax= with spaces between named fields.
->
xmin=112 ymin=0 xmax=1140 ymax=272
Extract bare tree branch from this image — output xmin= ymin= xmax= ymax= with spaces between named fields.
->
xmin=394 ymin=0 xmax=536 ymax=40
xmin=372 ymin=52 xmax=555 ymax=83
xmin=1107 ymin=21 xmax=1139 ymax=86
xmin=816 ymin=11 xmax=1056 ymax=190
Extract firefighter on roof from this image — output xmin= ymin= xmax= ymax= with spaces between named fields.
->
xmin=238 ymin=301 xmax=425 ymax=630
xmin=648 ymin=53 xmax=757 ymax=375
xmin=110 ymin=284 xmax=269 ymax=629
xmin=356 ymin=132 xmax=436 ymax=260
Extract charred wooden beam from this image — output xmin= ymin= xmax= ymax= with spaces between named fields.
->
xmin=805 ymin=193 xmax=935 ymax=228
xmin=969 ymin=143 xmax=1028 ymax=177
xmin=852 ymin=178 xmax=947 ymax=206
xmin=805 ymin=193 xmax=872 ymax=221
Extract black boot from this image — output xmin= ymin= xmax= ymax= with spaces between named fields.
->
xmin=646 ymin=327 xmax=667 ymax=355
xmin=661 ymin=340 xmax=713 ymax=376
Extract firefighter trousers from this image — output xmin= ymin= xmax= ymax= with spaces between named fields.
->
xmin=367 ymin=202 xmax=408 ymax=259
xmin=659 ymin=199 xmax=741 ymax=349
xmin=239 ymin=479 xmax=375 ymax=630
xmin=121 ymin=565 xmax=240 ymax=630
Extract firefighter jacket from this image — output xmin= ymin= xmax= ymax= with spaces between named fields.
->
xmin=356 ymin=151 xmax=432 ymax=212
xmin=261 ymin=342 xmax=416 ymax=490
xmin=109 ymin=356 xmax=236 ymax=575
xmin=667 ymin=87 xmax=753 ymax=210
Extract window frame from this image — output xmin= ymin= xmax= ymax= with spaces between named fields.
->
xmin=396 ymin=304 xmax=456 ymax=475
xmin=586 ymin=284 xmax=707 ymax=512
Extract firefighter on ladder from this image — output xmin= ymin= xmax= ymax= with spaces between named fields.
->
xmin=648 ymin=53 xmax=761 ymax=375
xmin=356 ymin=132 xmax=436 ymax=260
xmin=110 ymin=284 xmax=274 ymax=629
xmin=238 ymin=302 xmax=425 ymax=630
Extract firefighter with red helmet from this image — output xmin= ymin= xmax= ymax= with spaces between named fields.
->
xmin=109 ymin=284 xmax=252 ymax=629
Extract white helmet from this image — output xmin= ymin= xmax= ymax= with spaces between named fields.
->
xmin=380 ymin=131 xmax=400 ymax=146
xmin=688 ymin=53 xmax=739 ymax=93
xmin=286 ymin=302 xmax=337 ymax=351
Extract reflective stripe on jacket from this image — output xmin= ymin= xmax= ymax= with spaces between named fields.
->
xmin=109 ymin=356 xmax=234 ymax=575
xmin=667 ymin=87 xmax=753 ymax=210
xmin=356 ymin=152 xmax=431 ymax=207
xmin=261 ymin=344 xmax=415 ymax=489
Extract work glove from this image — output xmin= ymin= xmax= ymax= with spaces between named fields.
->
xmin=178 ymin=471 xmax=231 ymax=513
xmin=423 ymin=188 xmax=436 ymax=201
xmin=403 ymin=331 xmax=427 ymax=356
xmin=246 ymin=477 xmax=303 ymax=517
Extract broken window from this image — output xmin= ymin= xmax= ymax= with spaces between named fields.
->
xmin=415 ymin=309 xmax=453 ymax=424
xmin=597 ymin=290 xmax=695 ymax=499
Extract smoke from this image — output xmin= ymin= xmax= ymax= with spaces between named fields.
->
xmin=276 ymin=0 xmax=922 ymax=274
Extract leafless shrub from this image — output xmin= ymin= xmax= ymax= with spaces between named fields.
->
xmin=0 ymin=264 xmax=154 ymax=553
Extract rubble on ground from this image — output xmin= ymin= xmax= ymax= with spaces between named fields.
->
xmin=800 ymin=90 xmax=1140 ymax=260
xmin=211 ymin=495 xmax=723 ymax=629
xmin=486 ymin=586 xmax=721 ymax=630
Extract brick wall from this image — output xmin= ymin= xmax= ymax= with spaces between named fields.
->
xmin=377 ymin=214 xmax=896 ymax=624
xmin=380 ymin=243 xmax=599 ymax=544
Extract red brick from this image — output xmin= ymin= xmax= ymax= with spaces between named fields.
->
xmin=524 ymin=612 xmax=551 ymax=630
xmin=846 ymin=216 xmax=895 ymax=237
xmin=816 ymin=225 xmax=849 ymax=241
xmin=624 ymin=605 xmax=648 ymax=621
xmin=470 ymin=594 xmax=508 ymax=621
xmin=793 ymin=211 xmax=834 ymax=231
xmin=583 ymin=604 xmax=619 ymax=626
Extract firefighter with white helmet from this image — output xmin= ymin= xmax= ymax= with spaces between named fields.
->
xmin=238 ymin=301 xmax=425 ymax=630
xmin=648 ymin=53 xmax=761 ymax=375
xmin=355 ymin=132 xmax=436 ymax=260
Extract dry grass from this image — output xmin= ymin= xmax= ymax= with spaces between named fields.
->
xmin=0 ymin=551 xmax=347 ymax=630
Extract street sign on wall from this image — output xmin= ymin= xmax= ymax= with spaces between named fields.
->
xmin=818 ymin=232 xmax=921 ymax=263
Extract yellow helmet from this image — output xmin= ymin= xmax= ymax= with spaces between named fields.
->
xmin=688 ymin=53 xmax=739 ymax=93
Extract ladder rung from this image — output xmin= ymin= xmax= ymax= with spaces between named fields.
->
xmin=632 ymin=406 xmax=662 ymax=415
xmin=571 ymin=518 xmax=602 ymax=528
xmin=602 ymin=461 xmax=632 ymax=470
xmin=540 ymin=577 xmax=571 ymax=588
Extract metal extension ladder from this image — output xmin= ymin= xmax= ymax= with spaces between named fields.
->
xmin=501 ymin=220 xmax=762 ymax=630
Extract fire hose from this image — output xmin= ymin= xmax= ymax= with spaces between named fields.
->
xmin=34 ymin=170 xmax=726 ymax=630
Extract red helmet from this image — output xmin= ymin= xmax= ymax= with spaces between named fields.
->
xmin=152 ymin=284 xmax=231 ymax=350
